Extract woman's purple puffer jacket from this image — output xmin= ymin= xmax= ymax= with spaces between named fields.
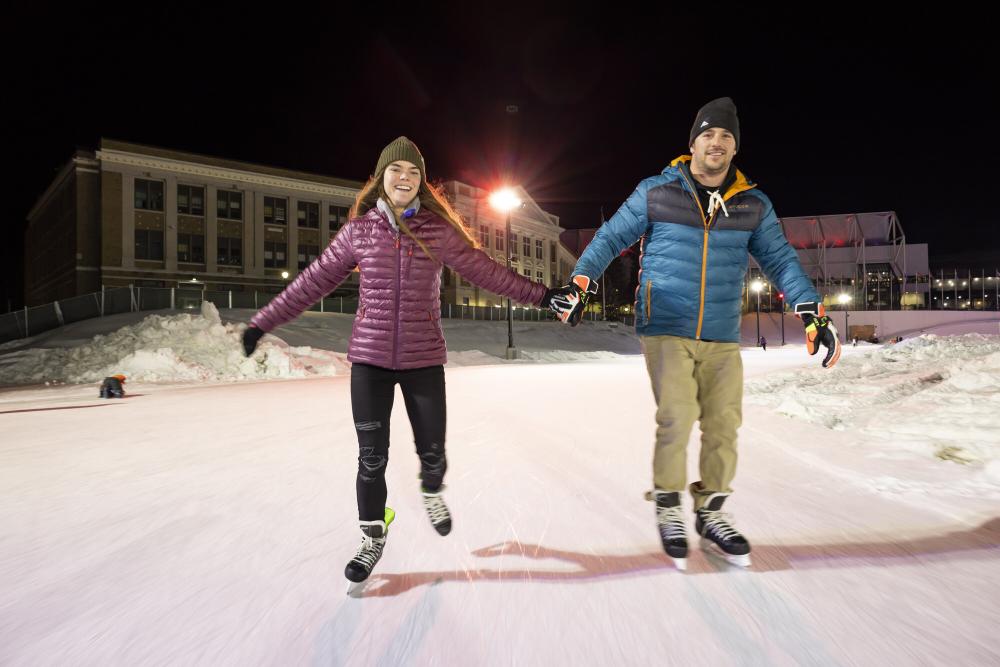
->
xmin=250 ymin=205 xmax=548 ymax=369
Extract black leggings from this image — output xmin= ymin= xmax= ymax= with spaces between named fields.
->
xmin=351 ymin=363 xmax=447 ymax=521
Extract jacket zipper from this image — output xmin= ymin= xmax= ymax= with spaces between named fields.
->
xmin=392 ymin=234 xmax=401 ymax=368
xmin=645 ymin=279 xmax=652 ymax=322
xmin=679 ymin=167 xmax=716 ymax=339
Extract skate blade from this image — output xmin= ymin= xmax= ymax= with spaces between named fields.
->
xmin=723 ymin=553 xmax=751 ymax=568
xmin=700 ymin=538 xmax=752 ymax=568
xmin=669 ymin=556 xmax=688 ymax=571
xmin=346 ymin=580 xmax=367 ymax=597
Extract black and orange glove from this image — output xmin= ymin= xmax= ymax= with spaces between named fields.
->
xmin=794 ymin=302 xmax=841 ymax=368
xmin=546 ymin=275 xmax=598 ymax=326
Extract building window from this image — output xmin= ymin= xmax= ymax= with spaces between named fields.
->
xmin=177 ymin=233 xmax=205 ymax=263
xmin=217 ymin=190 xmax=243 ymax=221
xmin=523 ymin=236 xmax=531 ymax=257
xmin=536 ymin=239 xmax=543 ymax=260
xmin=134 ymin=179 xmax=164 ymax=211
xmin=550 ymin=241 xmax=557 ymax=264
xmin=462 ymin=297 xmax=470 ymax=306
xmin=264 ymin=241 xmax=287 ymax=268
xmin=264 ymin=196 xmax=287 ymax=225
xmin=218 ymin=237 xmax=242 ymax=266
xmin=479 ymin=225 xmax=490 ymax=249
xmin=536 ymin=271 xmax=544 ymax=284
xmin=329 ymin=205 xmax=350 ymax=231
xmin=522 ymin=268 xmax=531 ymax=277
xmin=134 ymin=229 xmax=163 ymax=260
xmin=177 ymin=185 xmax=204 ymax=215
xmin=298 ymin=244 xmax=319 ymax=270
xmin=298 ymin=201 xmax=319 ymax=228
xmin=495 ymin=228 xmax=505 ymax=253
xmin=510 ymin=233 xmax=518 ymax=257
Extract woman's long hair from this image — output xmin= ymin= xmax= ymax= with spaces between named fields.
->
xmin=350 ymin=172 xmax=476 ymax=263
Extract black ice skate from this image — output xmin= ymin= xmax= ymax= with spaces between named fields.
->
xmin=421 ymin=486 xmax=452 ymax=536
xmin=345 ymin=507 xmax=395 ymax=588
xmin=654 ymin=490 xmax=689 ymax=570
xmin=695 ymin=493 xmax=751 ymax=568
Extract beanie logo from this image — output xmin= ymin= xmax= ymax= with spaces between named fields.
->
xmin=700 ymin=120 xmax=710 ymax=128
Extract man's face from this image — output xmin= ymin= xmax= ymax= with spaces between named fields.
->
xmin=690 ymin=128 xmax=737 ymax=175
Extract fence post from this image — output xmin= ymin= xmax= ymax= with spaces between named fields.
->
xmin=24 ymin=306 xmax=29 ymax=337
xmin=101 ymin=285 xmax=105 ymax=317
xmin=171 ymin=288 xmax=176 ymax=310
xmin=54 ymin=301 xmax=65 ymax=326
xmin=254 ymin=291 xmax=258 ymax=309
xmin=320 ymin=298 xmax=324 ymax=313
xmin=229 ymin=290 xmax=233 ymax=309
xmin=340 ymin=296 xmax=344 ymax=313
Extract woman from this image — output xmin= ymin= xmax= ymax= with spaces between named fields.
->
xmin=243 ymin=136 xmax=564 ymax=582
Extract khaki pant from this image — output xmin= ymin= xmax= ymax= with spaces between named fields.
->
xmin=642 ymin=335 xmax=743 ymax=510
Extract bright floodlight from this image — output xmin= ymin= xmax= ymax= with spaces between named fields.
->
xmin=750 ymin=280 xmax=764 ymax=293
xmin=489 ymin=188 xmax=521 ymax=213
xmin=838 ymin=293 xmax=852 ymax=304
xmin=281 ymin=271 xmax=289 ymax=279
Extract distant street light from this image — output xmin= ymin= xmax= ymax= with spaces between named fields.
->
xmin=838 ymin=293 xmax=852 ymax=342
xmin=778 ymin=292 xmax=785 ymax=346
xmin=489 ymin=187 xmax=522 ymax=359
xmin=751 ymin=280 xmax=763 ymax=346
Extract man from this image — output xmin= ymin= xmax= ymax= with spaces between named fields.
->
xmin=553 ymin=97 xmax=840 ymax=569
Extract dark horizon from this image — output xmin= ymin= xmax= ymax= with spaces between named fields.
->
xmin=5 ymin=5 xmax=998 ymax=310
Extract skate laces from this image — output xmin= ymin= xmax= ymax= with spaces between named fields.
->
xmin=700 ymin=509 xmax=742 ymax=542
xmin=423 ymin=493 xmax=449 ymax=525
xmin=353 ymin=533 xmax=384 ymax=569
xmin=656 ymin=505 xmax=687 ymax=540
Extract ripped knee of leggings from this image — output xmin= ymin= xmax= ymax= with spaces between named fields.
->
xmin=358 ymin=450 xmax=387 ymax=483
xmin=419 ymin=448 xmax=446 ymax=478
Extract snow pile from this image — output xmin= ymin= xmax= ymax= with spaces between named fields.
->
xmin=0 ymin=302 xmax=349 ymax=385
xmin=0 ymin=303 xmax=638 ymax=386
xmin=746 ymin=334 xmax=1000 ymax=467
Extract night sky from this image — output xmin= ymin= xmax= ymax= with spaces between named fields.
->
xmin=5 ymin=5 xmax=997 ymax=310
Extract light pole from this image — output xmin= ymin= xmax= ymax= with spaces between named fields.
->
xmin=838 ymin=293 xmax=851 ymax=343
xmin=489 ymin=188 xmax=522 ymax=359
xmin=778 ymin=292 xmax=785 ymax=346
xmin=751 ymin=280 xmax=763 ymax=346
